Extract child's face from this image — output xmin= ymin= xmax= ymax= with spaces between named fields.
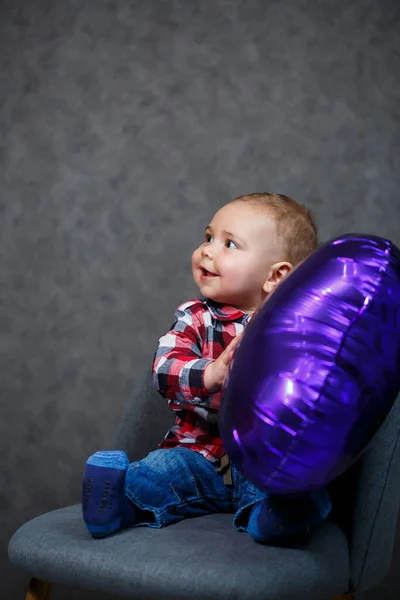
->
xmin=192 ymin=201 xmax=286 ymax=312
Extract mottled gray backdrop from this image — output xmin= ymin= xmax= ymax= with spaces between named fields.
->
xmin=1 ymin=0 xmax=399 ymax=598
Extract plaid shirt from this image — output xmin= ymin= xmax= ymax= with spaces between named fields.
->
xmin=152 ymin=297 xmax=253 ymax=463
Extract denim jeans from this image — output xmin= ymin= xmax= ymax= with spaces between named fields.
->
xmin=124 ymin=447 xmax=332 ymax=539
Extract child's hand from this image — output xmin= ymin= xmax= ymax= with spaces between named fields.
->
xmin=204 ymin=333 xmax=242 ymax=393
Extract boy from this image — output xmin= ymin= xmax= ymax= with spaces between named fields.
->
xmin=82 ymin=193 xmax=332 ymax=541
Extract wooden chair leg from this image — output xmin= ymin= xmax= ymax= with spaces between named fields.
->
xmin=25 ymin=578 xmax=51 ymax=600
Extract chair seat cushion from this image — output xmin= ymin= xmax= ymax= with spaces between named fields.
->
xmin=8 ymin=504 xmax=349 ymax=600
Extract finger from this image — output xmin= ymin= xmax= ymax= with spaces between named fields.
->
xmin=228 ymin=334 xmax=241 ymax=348
xmin=221 ymin=334 xmax=242 ymax=365
xmin=227 ymin=344 xmax=240 ymax=363
xmin=230 ymin=335 xmax=242 ymax=351
xmin=221 ymin=350 xmax=231 ymax=366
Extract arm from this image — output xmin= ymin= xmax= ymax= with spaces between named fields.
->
xmin=152 ymin=302 xmax=214 ymax=404
xmin=153 ymin=301 xmax=243 ymax=406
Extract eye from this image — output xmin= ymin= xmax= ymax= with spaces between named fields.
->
xmin=225 ymin=239 xmax=238 ymax=249
xmin=205 ymin=233 xmax=213 ymax=243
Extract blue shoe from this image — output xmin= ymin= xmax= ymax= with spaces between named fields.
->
xmin=82 ymin=450 xmax=137 ymax=537
xmin=247 ymin=487 xmax=332 ymax=544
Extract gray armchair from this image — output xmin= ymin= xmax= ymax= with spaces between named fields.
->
xmin=8 ymin=365 xmax=400 ymax=600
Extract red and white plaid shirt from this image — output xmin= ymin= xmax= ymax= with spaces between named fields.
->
xmin=152 ymin=297 xmax=253 ymax=462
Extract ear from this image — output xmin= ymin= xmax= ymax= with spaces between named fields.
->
xmin=262 ymin=261 xmax=292 ymax=294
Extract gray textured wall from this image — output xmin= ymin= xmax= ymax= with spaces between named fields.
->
xmin=1 ymin=1 xmax=399 ymax=598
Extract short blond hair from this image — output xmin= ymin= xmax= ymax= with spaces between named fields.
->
xmin=232 ymin=192 xmax=318 ymax=265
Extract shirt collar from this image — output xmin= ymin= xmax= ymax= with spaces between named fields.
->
xmin=202 ymin=297 xmax=250 ymax=322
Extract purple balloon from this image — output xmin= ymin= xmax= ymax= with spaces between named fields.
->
xmin=219 ymin=234 xmax=400 ymax=494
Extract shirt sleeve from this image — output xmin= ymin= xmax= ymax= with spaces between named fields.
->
xmin=152 ymin=301 xmax=214 ymax=404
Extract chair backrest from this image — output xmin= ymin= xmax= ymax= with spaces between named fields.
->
xmin=115 ymin=364 xmax=400 ymax=593
xmin=114 ymin=360 xmax=174 ymax=461
xmin=329 ymin=391 xmax=400 ymax=591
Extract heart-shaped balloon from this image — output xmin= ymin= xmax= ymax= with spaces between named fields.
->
xmin=219 ymin=234 xmax=400 ymax=494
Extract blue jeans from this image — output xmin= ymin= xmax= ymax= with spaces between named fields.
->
xmin=124 ymin=447 xmax=332 ymax=540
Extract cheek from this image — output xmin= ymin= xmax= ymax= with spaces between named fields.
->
xmin=219 ymin=254 xmax=245 ymax=279
xmin=192 ymin=248 xmax=201 ymax=268
xmin=222 ymin=256 xmax=261 ymax=284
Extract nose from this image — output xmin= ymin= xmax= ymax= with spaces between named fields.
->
xmin=201 ymin=244 xmax=213 ymax=259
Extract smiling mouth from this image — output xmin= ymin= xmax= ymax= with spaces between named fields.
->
xmin=200 ymin=267 xmax=218 ymax=278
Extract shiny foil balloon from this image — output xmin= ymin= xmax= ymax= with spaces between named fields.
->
xmin=219 ymin=234 xmax=400 ymax=494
